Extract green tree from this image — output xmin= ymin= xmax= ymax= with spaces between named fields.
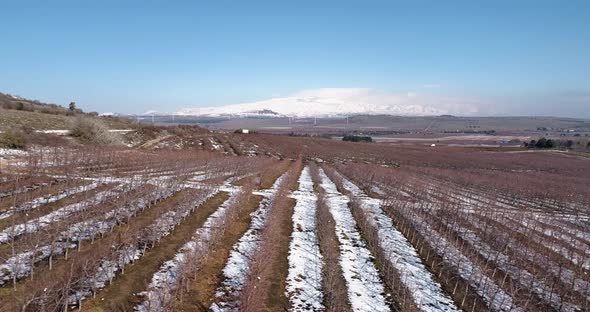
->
xmin=535 ymin=138 xmax=547 ymax=148
xmin=69 ymin=102 xmax=76 ymax=111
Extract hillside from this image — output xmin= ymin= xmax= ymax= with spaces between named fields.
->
xmin=0 ymin=92 xmax=211 ymax=149
xmin=0 ymin=92 xmax=135 ymax=131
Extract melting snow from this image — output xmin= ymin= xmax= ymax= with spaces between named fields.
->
xmin=285 ymin=167 xmax=324 ymax=311
xmin=211 ymin=173 xmax=286 ymax=312
xmin=338 ymin=174 xmax=459 ymax=312
xmin=135 ymin=179 xmax=241 ymax=311
xmin=319 ymin=169 xmax=389 ymax=312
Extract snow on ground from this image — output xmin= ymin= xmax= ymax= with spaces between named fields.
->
xmin=209 ymin=138 xmax=223 ymax=151
xmin=495 ymin=214 xmax=590 ymax=270
xmin=210 ymin=173 xmax=286 ymax=312
xmin=445 ymin=220 xmax=581 ymax=312
xmin=0 ymin=178 xmax=66 ymax=199
xmin=337 ymin=173 xmax=459 ymax=312
xmin=0 ymin=182 xmax=127 ymax=242
xmin=412 ymin=180 xmax=590 ymax=305
xmin=318 ymin=169 xmax=390 ymax=312
xmin=135 ymin=179 xmax=241 ymax=311
xmin=537 ymin=216 xmax=590 ymax=245
xmin=0 ymin=148 xmax=27 ymax=158
xmin=513 ymin=215 xmax=590 ymax=263
xmin=466 ymin=214 xmax=590 ymax=303
xmin=71 ymin=187 xmax=218 ymax=306
xmin=0 ymin=242 xmax=76 ymax=285
xmin=285 ymin=167 xmax=324 ymax=311
xmin=0 ymin=183 xmax=180 ymax=285
xmin=404 ymin=207 xmax=522 ymax=312
xmin=0 ymin=181 xmax=103 ymax=220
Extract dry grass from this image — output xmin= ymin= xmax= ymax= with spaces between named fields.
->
xmin=0 ymin=109 xmax=73 ymax=131
xmin=0 ymin=109 xmax=134 ymax=131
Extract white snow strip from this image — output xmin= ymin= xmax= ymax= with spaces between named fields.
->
xmin=0 ymin=183 xmax=124 ymax=242
xmin=0 ymin=181 xmax=102 ymax=220
xmin=285 ymin=167 xmax=324 ymax=311
xmin=0 ymin=179 xmax=64 ymax=199
xmin=318 ymin=169 xmax=389 ymax=312
xmin=445 ymin=220 xmax=581 ymax=311
xmin=210 ymin=173 xmax=286 ymax=312
xmin=338 ymin=174 xmax=459 ymax=312
xmin=0 ymin=148 xmax=27 ymax=158
xmin=403 ymin=206 xmax=522 ymax=312
xmin=0 ymin=183 xmax=179 ymax=285
xmin=496 ymin=214 xmax=590 ymax=270
xmin=0 ymin=242 xmax=76 ymax=285
xmin=466 ymin=214 xmax=590 ymax=303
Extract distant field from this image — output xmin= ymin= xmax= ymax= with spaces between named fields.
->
xmin=140 ymin=114 xmax=590 ymax=135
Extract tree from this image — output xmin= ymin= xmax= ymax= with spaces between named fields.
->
xmin=535 ymin=137 xmax=547 ymax=148
xmin=343 ymin=135 xmax=372 ymax=142
xmin=69 ymin=102 xmax=76 ymax=111
xmin=545 ymin=139 xmax=554 ymax=148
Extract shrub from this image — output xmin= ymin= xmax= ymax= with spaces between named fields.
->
xmin=342 ymin=135 xmax=372 ymax=142
xmin=0 ymin=130 xmax=27 ymax=149
xmin=527 ymin=137 xmax=555 ymax=149
xmin=70 ymin=117 xmax=123 ymax=145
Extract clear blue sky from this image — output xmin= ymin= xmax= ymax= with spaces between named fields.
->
xmin=0 ymin=0 xmax=588 ymax=116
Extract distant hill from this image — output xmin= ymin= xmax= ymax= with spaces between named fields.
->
xmin=177 ymin=88 xmax=444 ymax=117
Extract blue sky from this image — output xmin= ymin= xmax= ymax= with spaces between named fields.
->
xmin=0 ymin=0 xmax=589 ymax=116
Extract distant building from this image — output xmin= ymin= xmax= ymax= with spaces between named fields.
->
xmin=241 ymin=129 xmax=249 ymax=134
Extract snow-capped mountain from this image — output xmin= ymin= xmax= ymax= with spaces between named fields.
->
xmin=177 ymin=88 xmax=471 ymax=118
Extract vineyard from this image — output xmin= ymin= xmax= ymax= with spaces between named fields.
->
xmin=0 ymin=133 xmax=589 ymax=312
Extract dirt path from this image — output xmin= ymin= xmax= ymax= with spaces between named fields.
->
xmin=138 ymin=134 xmax=173 ymax=149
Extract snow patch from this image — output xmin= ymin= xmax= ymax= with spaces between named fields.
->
xmin=319 ymin=169 xmax=389 ymax=312
xmin=285 ymin=167 xmax=324 ymax=311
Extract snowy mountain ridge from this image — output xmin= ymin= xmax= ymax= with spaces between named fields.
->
xmin=177 ymin=88 xmax=458 ymax=117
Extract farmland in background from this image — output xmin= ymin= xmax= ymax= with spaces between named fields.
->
xmin=1 ymin=106 xmax=589 ymax=311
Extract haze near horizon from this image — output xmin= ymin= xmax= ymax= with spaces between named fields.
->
xmin=0 ymin=0 xmax=588 ymax=117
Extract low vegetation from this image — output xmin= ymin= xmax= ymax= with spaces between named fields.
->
xmin=69 ymin=117 xmax=123 ymax=145
xmin=342 ymin=135 xmax=372 ymax=142
xmin=0 ymin=130 xmax=27 ymax=149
